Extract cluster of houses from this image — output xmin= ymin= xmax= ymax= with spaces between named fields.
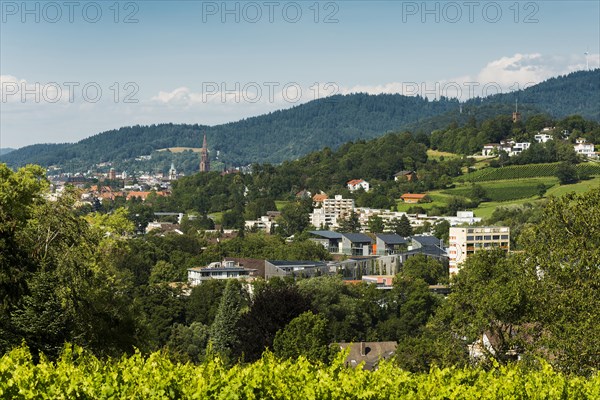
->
xmin=186 ymin=232 xmax=448 ymax=287
xmin=186 ymin=224 xmax=511 ymax=288
xmin=482 ymin=128 xmax=597 ymax=158
xmin=246 ymin=193 xmax=480 ymax=234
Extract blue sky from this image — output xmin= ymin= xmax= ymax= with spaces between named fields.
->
xmin=1 ymin=0 xmax=599 ymax=148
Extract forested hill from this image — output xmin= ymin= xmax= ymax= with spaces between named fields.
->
xmin=1 ymin=95 xmax=459 ymax=169
xmin=2 ymin=69 xmax=598 ymax=170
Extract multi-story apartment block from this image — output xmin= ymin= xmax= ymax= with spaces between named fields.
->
xmin=310 ymin=195 xmax=355 ymax=229
xmin=448 ymin=226 xmax=510 ymax=275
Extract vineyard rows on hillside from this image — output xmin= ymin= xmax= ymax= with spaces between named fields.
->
xmin=459 ymin=163 xmax=600 ymax=182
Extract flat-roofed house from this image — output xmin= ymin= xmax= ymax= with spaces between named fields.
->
xmin=309 ymin=230 xmax=343 ymax=253
xmin=375 ymin=233 xmax=407 ymax=255
xmin=340 ymin=233 xmax=373 ymax=256
xmin=188 ymin=260 xmax=257 ymax=286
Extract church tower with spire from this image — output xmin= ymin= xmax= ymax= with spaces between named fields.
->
xmin=200 ymin=133 xmax=210 ymax=172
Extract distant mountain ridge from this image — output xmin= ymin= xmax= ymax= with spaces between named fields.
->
xmin=2 ymin=69 xmax=598 ymax=170
xmin=0 ymin=148 xmax=16 ymax=156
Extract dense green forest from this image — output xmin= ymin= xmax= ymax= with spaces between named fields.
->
xmin=1 ymin=163 xmax=599 ymax=378
xmin=2 ymin=70 xmax=599 ymax=172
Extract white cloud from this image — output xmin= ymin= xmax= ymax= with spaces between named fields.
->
xmin=338 ymin=53 xmax=599 ymax=101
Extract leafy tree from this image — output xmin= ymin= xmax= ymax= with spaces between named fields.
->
xmin=134 ymin=284 xmax=186 ymax=351
xmin=221 ymin=209 xmax=244 ymax=229
xmin=537 ymin=183 xmax=547 ymax=198
xmin=432 ymin=220 xmax=450 ymax=244
xmin=337 ymin=211 xmax=361 ymax=233
xmin=238 ymin=283 xmax=312 ymax=362
xmin=401 ymin=254 xmax=448 ymax=285
xmin=434 ymin=249 xmax=533 ymax=367
xmin=469 ymin=184 xmax=489 ymax=202
xmin=273 ymin=311 xmax=330 ymax=362
xmin=149 ymin=260 xmax=185 ymax=284
xmin=376 ymin=276 xmax=440 ymax=342
xmin=518 ymin=188 xmax=600 ymax=374
xmin=209 ymin=280 xmax=245 ymax=361
xmin=367 ymin=215 xmax=385 ymax=233
xmin=555 ymin=161 xmax=579 ymax=185
xmin=391 ymin=214 xmax=412 ymax=237
xmin=394 ymin=328 xmax=469 ymax=372
xmin=186 ymin=280 xmax=226 ymax=326
xmin=276 ymin=198 xmax=312 ymax=237
xmin=2 ymin=169 xmax=140 ymax=358
xmin=85 ymin=207 xmax=135 ymax=236
xmin=166 ymin=322 xmax=210 ymax=363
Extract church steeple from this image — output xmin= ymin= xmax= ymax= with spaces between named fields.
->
xmin=200 ymin=132 xmax=210 ymax=172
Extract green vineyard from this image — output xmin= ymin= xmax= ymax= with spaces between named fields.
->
xmin=443 ymin=180 xmax=551 ymax=202
xmin=459 ymin=163 xmax=600 ymax=182
xmin=1 ymin=345 xmax=599 ymax=399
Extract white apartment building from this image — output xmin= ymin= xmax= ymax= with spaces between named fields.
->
xmin=448 ymin=226 xmax=510 ymax=275
xmin=310 ymin=195 xmax=355 ymax=229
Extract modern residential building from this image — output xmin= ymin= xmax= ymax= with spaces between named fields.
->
xmin=401 ymin=235 xmax=448 ymax=264
xmin=448 ymin=226 xmax=510 ymax=275
xmin=374 ymin=233 xmax=407 ymax=255
xmin=264 ymin=260 xmax=329 ymax=279
xmin=340 ymin=233 xmax=373 ymax=256
xmin=309 ymin=230 xmax=343 ymax=253
xmin=187 ymin=260 xmax=256 ymax=286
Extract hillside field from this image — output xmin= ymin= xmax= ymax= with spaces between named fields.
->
xmin=458 ymin=162 xmax=600 ymax=182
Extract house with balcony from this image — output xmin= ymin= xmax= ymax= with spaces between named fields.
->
xmin=347 ymin=179 xmax=370 ymax=192
xmin=264 ymin=260 xmax=329 ymax=279
xmin=309 ymin=230 xmax=343 ymax=253
xmin=574 ymin=138 xmax=596 ymax=158
xmin=187 ymin=260 xmax=257 ymax=286
xmin=340 ymin=233 xmax=373 ymax=256
xmin=375 ymin=233 xmax=407 ymax=255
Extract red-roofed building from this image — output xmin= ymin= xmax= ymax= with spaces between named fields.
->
xmin=312 ymin=193 xmax=329 ymax=203
xmin=400 ymin=193 xmax=428 ymax=204
xmin=347 ymin=179 xmax=370 ymax=192
xmin=126 ymin=191 xmax=170 ymax=201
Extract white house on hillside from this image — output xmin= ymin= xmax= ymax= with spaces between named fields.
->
xmin=534 ymin=133 xmax=553 ymax=143
xmin=574 ymin=138 xmax=596 ymax=158
xmin=347 ymin=179 xmax=370 ymax=192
